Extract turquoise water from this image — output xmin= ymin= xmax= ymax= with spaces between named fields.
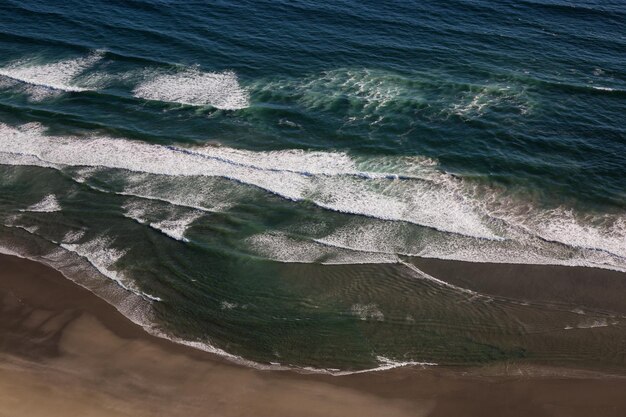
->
xmin=0 ymin=0 xmax=625 ymax=371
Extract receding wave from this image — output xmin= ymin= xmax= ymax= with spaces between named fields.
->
xmin=60 ymin=237 xmax=162 ymax=302
xmin=0 ymin=227 xmax=435 ymax=374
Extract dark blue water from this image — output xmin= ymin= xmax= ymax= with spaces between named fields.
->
xmin=0 ymin=0 xmax=625 ymax=371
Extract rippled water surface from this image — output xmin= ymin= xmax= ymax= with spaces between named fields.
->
xmin=0 ymin=0 xmax=625 ymax=371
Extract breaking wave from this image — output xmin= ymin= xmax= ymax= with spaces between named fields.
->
xmin=0 ymin=51 xmax=249 ymax=109
xmin=21 ymin=194 xmax=62 ymax=212
xmin=1 ymin=121 xmax=625 ymax=272
xmin=0 ymin=52 xmax=103 ymax=94
xmin=132 ymin=68 xmax=249 ymax=109
xmin=0 ymin=122 xmax=500 ymax=240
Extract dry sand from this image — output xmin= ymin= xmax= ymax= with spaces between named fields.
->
xmin=2 ymin=253 xmax=626 ymax=417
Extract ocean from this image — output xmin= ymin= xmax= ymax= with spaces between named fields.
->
xmin=0 ymin=0 xmax=625 ymax=371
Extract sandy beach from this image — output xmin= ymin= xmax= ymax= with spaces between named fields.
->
xmin=2 ymin=253 xmax=626 ymax=417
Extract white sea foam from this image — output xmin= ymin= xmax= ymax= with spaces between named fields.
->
xmin=326 ymin=356 xmax=437 ymax=376
xmin=0 ymin=246 xmax=23 ymax=258
xmin=576 ymin=318 xmax=609 ymax=329
xmin=0 ymin=122 xmax=500 ymax=241
xmin=153 ymin=329 xmax=434 ymax=375
xmin=350 ymin=303 xmax=385 ymax=321
xmin=364 ymin=356 xmax=437 ymax=371
xmin=398 ymin=259 xmax=478 ymax=295
xmin=150 ymin=214 xmax=201 ymax=242
xmin=531 ymin=210 xmax=626 ymax=259
xmin=485 ymin=203 xmax=626 ymax=260
xmin=120 ymin=173 xmax=236 ymax=213
xmin=60 ymin=237 xmax=162 ymax=302
xmin=61 ymin=229 xmax=85 ymax=243
xmin=315 ymin=222 xmax=416 ymax=256
xmin=22 ymin=194 xmax=61 ymax=212
xmin=450 ymin=85 xmax=530 ymax=117
xmin=257 ymin=69 xmax=533 ymax=126
xmin=0 ymin=52 xmax=103 ymax=94
xmin=301 ymin=69 xmax=404 ymax=112
xmin=590 ymin=86 xmax=615 ymax=92
xmin=133 ymin=69 xmax=249 ymax=110
xmin=315 ymin=219 xmax=626 ymax=272
xmin=122 ymin=200 xmax=149 ymax=224
xmin=256 ymin=68 xmax=421 ymax=127
xmin=21 ymin=83 xmax=65 ymax=102
xmin=15 ymin=224 xmax=41 ymax=235
xmin=246 ymin=232 xmax=397 ymax=264
xmin=452 ymin=91 xmax=490 ymax=115
xmin=75 ymin=171 xmax=228 ymax=216
xmin=1 ymin=122 xmax=625 ymax=271
xmin=0 ymin=235 xmax=283 ymax=372
xmin=122 ymin=200 xmax=202 ymax=242
xmin=0 ymin=151 xmax=58 ymax=169
xmin=118 ymin=187 xmax=223 ymax=215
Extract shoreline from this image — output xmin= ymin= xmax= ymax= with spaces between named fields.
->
xmin=411 ymin=257 xmax=626 ymax=312
xmin=3 ymin=253 xmax=626 ymax=416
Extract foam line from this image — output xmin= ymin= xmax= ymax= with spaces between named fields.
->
xmin=398 ymin=259 xmax=477 ymax=295
xmin=246 ymin=232 xmax=397 ymax=264
xmin=60 ymin=238 xmax=162 ymax=302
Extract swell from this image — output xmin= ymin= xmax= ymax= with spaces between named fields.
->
xmin=517 ymin=0 xmax=626 ymax=21
xmin=1 ymin=2 xmax=193 ymax=64
xmin=0 ymin=102 xmax=180 ymax=143
xmin=0 ymin=31 xmax=194 ymax=69
xmin=1 ymin=47 xmax=622 ymax=129
xmin=0 ymin=30 xmax=204 ymax=74
xmin=510 ymin=74 xmax=626 ymax=97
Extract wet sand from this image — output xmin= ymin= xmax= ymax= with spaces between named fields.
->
xmin=2 ymin=253 xmax=626 ymax=417
xmin=411 ymin=257 xmax=626 ymax=315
